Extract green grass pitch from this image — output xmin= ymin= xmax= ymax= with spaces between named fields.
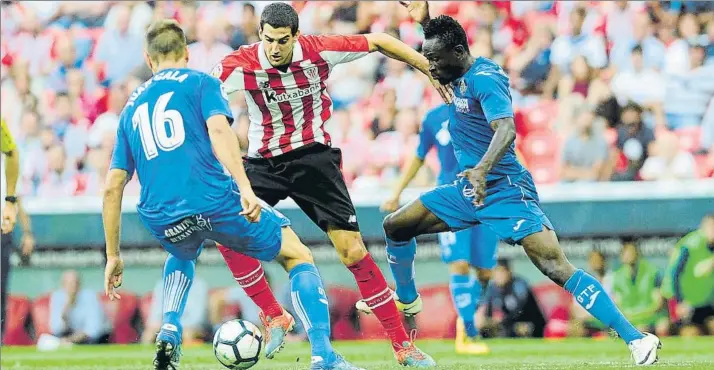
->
xmin=2 ymin=337 xmax=713 ymax=369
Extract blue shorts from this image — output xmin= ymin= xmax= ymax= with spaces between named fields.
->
xmin=421 ymin=171 xmax=553 ymax=245
xmin=139 ymin=194 xmax=290 ymax=261
xmin=437 ymin=224 xmax=498 ymax=269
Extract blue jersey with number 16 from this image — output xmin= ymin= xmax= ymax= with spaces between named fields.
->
xmin=110 ymin=68 xmax=235 ymax=224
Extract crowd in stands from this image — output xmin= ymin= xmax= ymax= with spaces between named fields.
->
xmin=1 ymin=1 xmax=713 ymax=198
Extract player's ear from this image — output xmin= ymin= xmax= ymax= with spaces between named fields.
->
xmin=453 ymin=44 xmax=466 ymax=58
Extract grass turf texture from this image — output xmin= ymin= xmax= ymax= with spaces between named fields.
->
xmin=2 ymin=337 xmax=712 ymax=369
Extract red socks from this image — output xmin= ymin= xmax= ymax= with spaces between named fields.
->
xmin=217 ymin=244 xmax=283 ymax=319
xmin=347 ymin=254 xmax=409 ymax=351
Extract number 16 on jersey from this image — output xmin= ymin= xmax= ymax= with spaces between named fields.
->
xmin=132 ymin=92 xmax=186 ymax=160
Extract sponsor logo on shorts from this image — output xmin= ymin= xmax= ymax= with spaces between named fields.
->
xmin=513 ymin=219 xmax=526 ymax=231
xmin=164 ymin=215 xmax=212 ymax=243
xmin=348 ymin=215 xmax=357 ymax=223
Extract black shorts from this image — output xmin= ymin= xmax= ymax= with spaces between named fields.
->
xmin=244 ymin=143 xmax=359 ymax=232
xmin=691 ymin=305 xmax=714 ymax=326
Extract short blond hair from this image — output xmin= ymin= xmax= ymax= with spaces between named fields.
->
xmin=145 ymin=19 xmax=187 ymax=63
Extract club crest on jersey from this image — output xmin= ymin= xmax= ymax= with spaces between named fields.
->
xmin=304 ymin=66 xmax=319 ymax=81
xmin=459 ymin=79 xmax=467 ymax=94
xmin=210 ymin=63 xmax=223 ymax=78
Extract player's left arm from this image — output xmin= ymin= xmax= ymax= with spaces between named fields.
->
xmin=474 ymin=74 xmax=516 ymax=174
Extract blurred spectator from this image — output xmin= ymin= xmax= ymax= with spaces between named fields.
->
xmin=611 ymin=45 xmax=666 ymax=109
xmin=613 ymin=241 xmax=670 ymax=337
xmin=700 ymin=99 xmax=714 ymax=152
xmin=36 ymin=145 xmax=78 ymax=197
xmin=640 ymin=132 xmax=697 ymax=181
xmin=508 ymin=23 xmax=553 ymax=96
xmin=143 ymin=276 xmax=209 ymax=345
xmin=88 ymin=82 xmax=125 ymax=149
xmin=103 ymin=2 xmax=153 ymax=37
xmin=609 ymin=12 xmax=666 ymax=72
xmin=569 ymin=250 xmax=613 ymax=337
xmin=95 ymin=4 xmax=144 ymax=84
xmin=48 ymin=92 xmax=88 ymax=163
xmin=544 ymin=6 xmax=607 ymax=99
xmin=382 ymin=58 xmax=426 ymax=110
xmin=478 ymin=259 xmax=547 ymax=338
xmin=560 ymin=107 xmax=609 ymax=182
xmin=80 ymin=146 xmax=111 ymax=196
xmin=664 ymin=45 xmax=714 ymax=129
xmin=557 ymin=55 xmax=610 ymax=106
xmin=48 ymin=35 xmax=96 ymax=93
xmin=49 ymin=270 xmax=107 ymax=344
xmin=657 ymin=12 xmax=690 ymax=76
xmin=662 ymin=214 xmax=714 ymax=336
xmin=4 ymin=7 xmax=54 ymax=77
xmin=230 ymin=3 xmax=260 ymax=48
xmin=188 ymin=19 xmax=233 ymax=74
xmin=608 ymin=103 xmax=655 ymax=181
xmin=369 ymin=88 xmax=398 ymax=138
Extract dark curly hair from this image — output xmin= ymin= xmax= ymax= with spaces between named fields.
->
xmin=423 ymin=15 xmax=469 ymax=51
xmin=260 ymin=2 xmax=300 ymax=35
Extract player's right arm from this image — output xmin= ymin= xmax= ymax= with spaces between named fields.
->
xmin=102 ymin=118 xmax=133 ymax=301
xmin=200 ymin=75 xmax=261 ymax=223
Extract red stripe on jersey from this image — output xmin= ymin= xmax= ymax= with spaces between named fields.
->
xmin=316 ymin=59 xmax=333 ymax=144
xmin=266 ymin=69 xmax=296 ymax=153
xmin=243 ymin=71 xmax=274 ymax=158
xmin=289 ymin=65 xmax=316 ymax=146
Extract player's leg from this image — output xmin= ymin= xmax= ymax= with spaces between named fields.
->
xmin=275 ymin=227 xmax=363 ymax=370
xmin=285 ymin=145 xmax=428 ymax=363
xmin=439 ymin=231 xmax=481 ymax=340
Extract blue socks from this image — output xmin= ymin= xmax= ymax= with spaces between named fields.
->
xmin=160 ymin=255 xmax=196 ymax=345
xmin=386 ymin=237 xmax=418 ymax=304
xmin=450 ymin=273 xmax=479 ymax=338
xmin=289 ymin=263 xmax=334 ymax=361
xmin=565 ymin=269 xmax=644 ymax=343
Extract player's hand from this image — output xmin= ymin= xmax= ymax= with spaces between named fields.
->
xmin=381 ymin=196 xmax=401 ymax=213
xmin=399 ymin=1 xmax=429 ymax=24
xmin=430 ymin=77 xmax=453 ymax=105
xmin=104 ymin=255 xmax=124 ymax=301
xmin=459 ymin=166 xmax=487 ymax=207
xmin=21 ymin=233 xmax=35 ymax=257
xmin=239 ymin=189 xmax=262 ymax=223
xmin=1 ymin=201 xmax=17 ymax=234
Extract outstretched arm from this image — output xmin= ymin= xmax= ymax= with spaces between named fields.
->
xmin=478 ymin=117 xmax=517 ymax=173
xmin=103 ymin=169 xmax=128 ymax=259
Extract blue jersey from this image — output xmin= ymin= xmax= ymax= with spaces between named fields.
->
xmin=415 ymin=104 xmax=459 ymax=185
xmin=449 ymin=57 xmax=524 ymax=180
xmin=110 ymin=68 xmax=235 ymax=224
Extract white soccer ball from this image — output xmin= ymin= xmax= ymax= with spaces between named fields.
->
xmin=213 ymin=319 xmax=263 ymax=369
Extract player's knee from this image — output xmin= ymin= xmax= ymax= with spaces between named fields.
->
xmin=476 ymin=267 xmax=492 ymax=285
xmin=336 ymin=237 xmax=367 ymax=266
xmin=449 ymin=261 xmax=471 ymax=275
xmin=383 ymin=213 xmax=411 ymax=241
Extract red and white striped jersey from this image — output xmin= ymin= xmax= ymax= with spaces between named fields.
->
xmin=213 ymin=34 xmax=370 ymax=158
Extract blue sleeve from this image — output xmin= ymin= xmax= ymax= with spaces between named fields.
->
xmin=80 ymin=291 xmax=105 ymax=341
xmin=415 ymin=120 xmax=434 ymax=160
xmin=49 ymin=291 xmax=66 ymax=336
xmin=201 ymin=75 xmax=234 ymax=125
xmin=471 ymin=73 xmax=514 ymax=123
xmin=109 ymin=118 xmax=135 ymax=175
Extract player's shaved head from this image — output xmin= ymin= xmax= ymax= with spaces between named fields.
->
xmin=145 ymin=19 xmax=187 ymax=64
xmin=421 ymin=15 xmax=472 ymax=84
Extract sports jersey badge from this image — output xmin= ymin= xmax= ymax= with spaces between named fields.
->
xmin=305 ymin=66 xmax=319 ymax=81
xmin=210 ymin=63 xmax=223 ymax=78
xmin=459 ymin=79 xmax=467 ymax=95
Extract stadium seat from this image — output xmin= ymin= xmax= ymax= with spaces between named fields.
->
xmin=413 ymin=285 xmax=458 ymax=339
xmin=674 ymin=126 xmax=702 ymax=152
xmin=31 ymin=294 xmax=52 ymax=339
xmin=522 ymin=131 xmax=559 ymax=161
xmin=326 ymin=286 xmax=361 ymax=340
xmin=99 ymin=292 xmax=139 ymax=344
xmin=3 ymin=295 xmax=33 ymax=345
xmin=522 ymin=101 xmax=558 ymax=134
xmin=526 ymin=156 xmax=561 ymax=184
xmin=532 ymin=283 xmax=571 ymax=319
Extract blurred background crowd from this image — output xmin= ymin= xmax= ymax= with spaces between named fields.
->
xmin=1 ymin=0 xmax=713 ymax=199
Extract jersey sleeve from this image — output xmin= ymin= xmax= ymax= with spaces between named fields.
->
xmin=0 ymin=117 xmax=16 ymax=155
xmin=415 ymin=120 xmax=434 ymax=160
xmin=200 ymin=75 xmax=235 ymax=125
xmin=109 ymin=115 xmax=136 ymax=175
xmin=212 ymin=46 xmax=255 ymax=95
xmin=309 ymin=35 xmax=370 ymax=67
xmin=470 ymin=73 xmax=514 ymax=123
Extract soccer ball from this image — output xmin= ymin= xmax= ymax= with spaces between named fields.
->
xmin=213 ymin=319 xmax=263 ymax=369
